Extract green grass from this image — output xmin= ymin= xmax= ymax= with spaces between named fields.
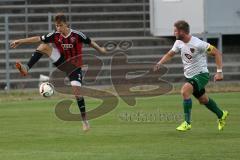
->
xmin=0 ymin=92 xmax=239 ymax=160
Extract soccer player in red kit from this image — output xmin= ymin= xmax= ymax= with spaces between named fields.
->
xmin=10 ymin=13 xmax=107 ymax=131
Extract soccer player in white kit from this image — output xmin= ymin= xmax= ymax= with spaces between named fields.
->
xmin=154 ymin=20 xmax=228 ymax=131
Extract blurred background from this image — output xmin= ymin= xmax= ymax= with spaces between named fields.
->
xmin=0 ymin=2 xmax=239 ymax=159
xmin=0 ymin=0 xmax=239 ymax=92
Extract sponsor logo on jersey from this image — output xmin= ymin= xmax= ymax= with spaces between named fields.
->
xmin=61 ymin=44 xmax=73 ymax=50
xmin=185 ymin=54 xmax=192 ymax=60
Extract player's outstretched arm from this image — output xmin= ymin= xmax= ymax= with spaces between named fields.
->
xmin=153 ymin=50 xmax=175 ymax=71
xmin=10 ymin=36 xmax=41 ymax=48
xmin=90 ymin=40 xmax=107 ymax=54
xmin=208 ymin=46 xmax=223 ymax=81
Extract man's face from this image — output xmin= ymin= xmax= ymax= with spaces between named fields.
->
xmin=174 ymin=27 xmax=185 ymax=40
xmin=55 ymin=21 xmax=68 ymax=33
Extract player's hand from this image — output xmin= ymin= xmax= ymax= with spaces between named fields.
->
xmin=10 ymin=40 xmax=21 ymax=48
xmin=214 ymin=72 xmax=223 ymax=82
xmin=153 ymin=63 xmax=161 ymax=72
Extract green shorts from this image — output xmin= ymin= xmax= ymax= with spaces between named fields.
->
xmin=187 ymin=73 xmax=210 ymax=98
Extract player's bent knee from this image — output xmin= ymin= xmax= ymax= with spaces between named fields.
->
xmin=37 ymin=44 xmax=52 ymax=56
xmin=198 ymin=96 xmax=209 ymax=105
xmin=199 ymin=100 xmax=207 ymax=105
xmin=181 ymin=87 xmax=191 ymax=98
xmin=181 ymin=91 xmax=191 ymax=99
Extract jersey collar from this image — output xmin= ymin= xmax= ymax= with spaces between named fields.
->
xmin=185 ymin=35 xmax=192 ymax=44
xmin=61 ymin=29 xmax=72 ymax=38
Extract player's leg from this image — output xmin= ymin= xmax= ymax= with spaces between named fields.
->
xmin=47 ymin=47 xmax=89 ymax=131
xmin=192 ymin=73 xmax=228 ymax=130
xmin=46 ymin=47 xmax=89 ymax=131
xmin=72 ymin=86 xmax=88 ymax=120
xmin=69 ymin=68 xmax=90 ymax=132
xmin=16 ymin=44 xmax=52 ymax=76
xmin=198 ymin=93 xmax=223 ymax=118
xmin=198 ymin=93 xmax=228 ymax=130
xmin=176 ymin=82 xmax=193 ymax=131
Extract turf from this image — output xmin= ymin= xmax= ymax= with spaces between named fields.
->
xmin=0 ymin=92 xmax=239 ymax=160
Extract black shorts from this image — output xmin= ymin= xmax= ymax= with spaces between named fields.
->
xmin=68 ymin=67 xmax=83 ymax=86
xmin=53 ymin=56 xmax=83 ymax=86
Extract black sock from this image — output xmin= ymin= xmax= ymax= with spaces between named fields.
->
xmin=27 ymin=50 xmax=43 ymax=69
xmin=76 ymin=97 xmax=86 ymax=120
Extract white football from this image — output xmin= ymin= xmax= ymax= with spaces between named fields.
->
xmin=39 ymin=82 xmax=54 ymax=97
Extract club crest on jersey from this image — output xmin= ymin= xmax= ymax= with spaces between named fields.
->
xmin=185 ymin=54 xmax=192 ymax=60
xmin=190 ymin=48 xmax=195 ymax=53
xmin=70 ymin=37 xmax=76 ymax=44
xmin=61 ymin=44 xmax=73 ymax=50
xmin=58 ymin=39 xmax=63 ymax=43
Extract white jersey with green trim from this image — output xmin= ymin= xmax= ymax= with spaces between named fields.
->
xmin=171 ymin=36 xmax=210 ymax=78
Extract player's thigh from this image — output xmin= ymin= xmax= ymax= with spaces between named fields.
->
xmin=36 ymin=44 xmax=52 ymax=57
xmin=69 ymin=68 xmax=83 ymax=97
xmin=188 ymin=73 xmax=209 ymax=99
xmin=181 ymin=82 xmax=193 ymax=99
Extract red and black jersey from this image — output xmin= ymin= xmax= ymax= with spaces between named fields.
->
xmin=40 ymin=29 xmax=91 ymax=67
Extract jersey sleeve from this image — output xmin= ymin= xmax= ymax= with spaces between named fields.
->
xmin=198 ymin=40 xmax=211 ymax=54
xmin=171 ymin=40 xmax=181 ymax=53
xmin=77 ymin=31 xmax=91 ymax=44
xmin=40 ymin=32 xmax=56 ymax=43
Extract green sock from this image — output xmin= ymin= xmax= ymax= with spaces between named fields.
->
xmin=183 ymin=99 xmax=192 ymax=124
xmin=205 ymin=98 xmax=223 ymax=119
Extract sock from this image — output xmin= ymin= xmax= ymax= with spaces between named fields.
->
xmin=76 ymin=97 xmax=86 ymax=120
xmin=205 ymin=98 xmax=223 ymax=119
xmin=183 ymin=99 xmax=192 ymax=124
xmin=27 ymin=50 xmax=43 ymax=69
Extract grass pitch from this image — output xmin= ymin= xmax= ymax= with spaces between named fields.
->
xmin=0 ymin=92 xmax=239 ymax=160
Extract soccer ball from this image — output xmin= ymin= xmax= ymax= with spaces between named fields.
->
xmin=39 ymin=82 xmax=54 ymax=97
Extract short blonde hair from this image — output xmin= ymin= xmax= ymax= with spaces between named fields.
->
xmin=174 ymin=20 xmax=190 ymax=34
